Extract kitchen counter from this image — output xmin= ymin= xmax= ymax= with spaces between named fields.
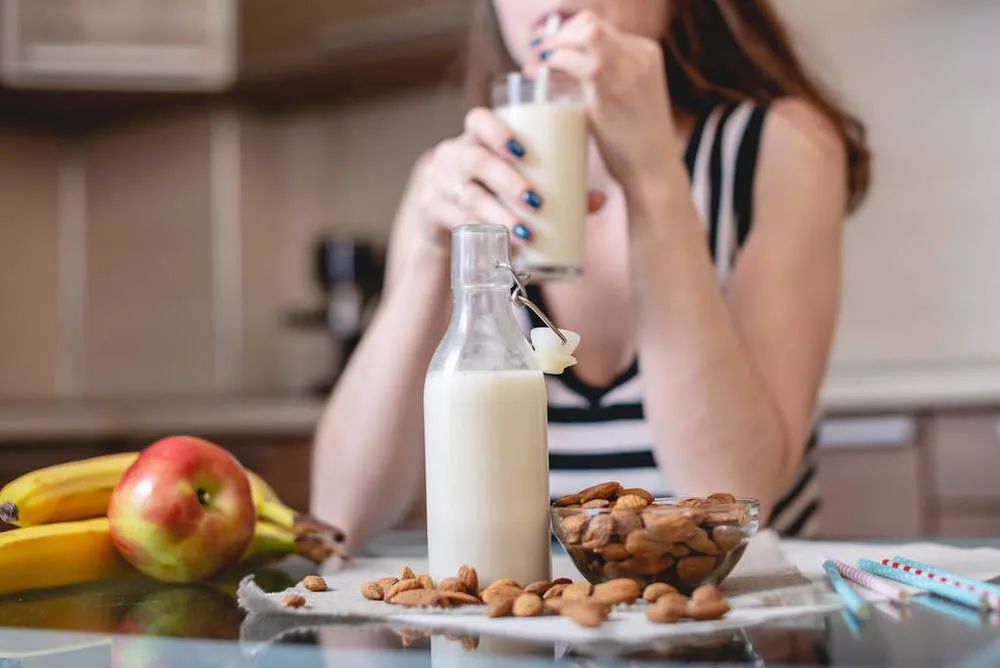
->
xmin=1 ymin=532 xmax=998 ymax=667
xmin=0 ymin=395 xmax=325 ymax=442
xmin=820 ymin=362 xmax=1000 ymax=413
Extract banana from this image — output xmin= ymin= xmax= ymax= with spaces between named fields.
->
xmin=0 ymin=453 xmax=137 ymax=526
xmin=0 ymin=517 xmax=338 ymax=596
xmin=0 ymin=517 xmax=134 ymax=595
xmin=0 ymin=452 xmax=344 ymax=543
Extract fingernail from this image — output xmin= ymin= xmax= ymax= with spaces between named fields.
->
xmin=522 ymin=190 xmax=544 ymax=210
xmin=529 ymin=37 xmax=543 ymax=48
xmin=513 ymin=223 xmax=532 ymax=241
xmin=506 ymin=137 xmax=526 ymax=159
xmin=540 ymin=50 xmax=553 ymax=61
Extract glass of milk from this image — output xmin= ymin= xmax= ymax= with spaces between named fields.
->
xmin=423 ymin=224 xmax=551 ymax=586
xmin=494 ymin=72 xmax=588 ymax=279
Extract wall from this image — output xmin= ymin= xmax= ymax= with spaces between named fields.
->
xmin=0 ymin=85 xmax=464 ymax=399
xmin=773 ymin=0 xmax=1000 ymax=406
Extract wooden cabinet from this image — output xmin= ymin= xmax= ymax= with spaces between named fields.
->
xmin=815 ymin=416 xmax=925 ymax=537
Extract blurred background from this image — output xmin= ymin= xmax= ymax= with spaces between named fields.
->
xmin=0 ymin=0 xmax=997 ymax=537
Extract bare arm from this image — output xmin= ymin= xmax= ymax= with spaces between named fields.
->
xmin=311 ymin=163 xmax=450 ymax=551
xmin=627 ymin=100 xmax=846 ymax=514
xmin=311 ymin=109 xmax=544 ymax=550
xmin=536 ymin=13 xmax=847 ymax=517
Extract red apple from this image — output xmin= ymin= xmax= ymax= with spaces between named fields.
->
xmin=108 ymin=436 xmax=255 ymax=583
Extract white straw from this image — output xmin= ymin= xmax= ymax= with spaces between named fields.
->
xmin=534 ymin=13 xmax=562 ymax=104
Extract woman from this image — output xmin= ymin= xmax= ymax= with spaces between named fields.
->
xmin=312 ymin=0 xmax=870 ymax=550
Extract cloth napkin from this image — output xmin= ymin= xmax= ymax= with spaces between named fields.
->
xmin=238 ymin=533 xmax=1000 ymax=647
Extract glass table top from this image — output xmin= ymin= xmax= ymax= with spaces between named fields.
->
xmin=1 ymin=534 xmax=998 ymax=667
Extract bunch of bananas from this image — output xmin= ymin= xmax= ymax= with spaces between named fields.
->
xmin=0 ymin=453 xmax=344 ymax=595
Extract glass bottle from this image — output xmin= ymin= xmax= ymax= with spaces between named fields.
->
xmin=423 ymin=224 xmax=551 ymax=585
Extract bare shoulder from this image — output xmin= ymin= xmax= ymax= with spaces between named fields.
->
xmin=760 ymin=97 xmax=846 ymax=166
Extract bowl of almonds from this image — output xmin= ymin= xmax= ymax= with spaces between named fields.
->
xmin=551 ymin=482 xmax=759 ymax=593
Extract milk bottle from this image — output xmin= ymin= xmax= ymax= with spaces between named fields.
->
xmin=423 ymin=224 xmax=551 ymax=586
xmin=495 ymin=72 xmax=588 ymax=279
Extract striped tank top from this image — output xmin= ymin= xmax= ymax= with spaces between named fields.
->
xmin=521 ymin=101 xmax=820 ymax=536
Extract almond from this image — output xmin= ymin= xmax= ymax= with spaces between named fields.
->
xmin=417 ymin=574 xmax=434 ymax=590
xmin=389 ymin=589 xmax=449 ymax=607
xmin=646 ymin=595 xmax=687 ymax=623
xmin=597 ymin=541 xmax=630 ymax=561
xmin=282 ymin=593 xmax=306 ymax=608
xmin=611 ymin=509 xmax=643 ymax=537
xmin=360 ymin=581 xmax=384 ymax=600
xmin=377 ymin=576 xmax=399 ymax=590
xmin=437 ymin=591 xmax=480 ymax=606
xmin=666 ymin=543 xmax=691 ymax=557
xmin=676 ymin=555 xmax=718 ymax=584
xmin=579 ymin=481 xmax=623 ymax=503
xmin=512 ymin=593 xmax=544 ymax=617
xmin=707 ymin=492 xmax=736 ymax=505
xmin=620 ymin=487 xmax=655 ymax=504
xmin=400 ymin=565 xmax=416 ymax=580
xmin=592 ymin=578 xmax=641 ymax=605
xmin=643 ymin=513 xmax=697 ymax=542
xmin=386 ymin=578 xmax=422 ymax=599
xmin=685 ymin=527 xmax=721 ymax=555
xmin=691 ymin=584 xmax=724 ymax=604
xmin=481 ymin=585 xmax=523 ymax=605
xmin=687 ymin=598 xmax=731 ymax=620
xmin=582 ymin=499 xmax=610 ymax=509
xmin=559 ymin=513 xmax=588 ymax=544
xmin=543 ymin=583 xmax=568 ymax=599
xmin=439 ymin=577 xmax=465 ymax=593
xmin=643 ymin=582 xmax=678 ymax=602
xmin=561 ymin=581 xmax=593 ymax=601
xmin=712 ymin=525 xmax=744 ymax=552
xmin=624 ymin=529 xmax=671 ymax=558
xmin=543 ymin=596 xmax=570 ymax=613
xmin=553 ymin=493 xmax=582 ymax=507
xmin=485 ymin=596 xmax=516 ymax=618
xmin=580 ymin=514 xmax=613 ymax=549
xmin=523 ymin=580 xmax=551 ymax=596
xmin=617 ymin=555 xmax=673 ymax=576
xmin=483 ymin=578 xmax=521 ymax=592
xmin=458 ymin=564 xmax=479 ymax=595
xmin=302 ymin=575 xmax=327 ymax=592
xmin=562 ymin=601 xmax=609 ymax=628
xmin=551 ymin=577 xmax=573 ymax=585
xmin=614 ymin=494 xmax=649 ymax=510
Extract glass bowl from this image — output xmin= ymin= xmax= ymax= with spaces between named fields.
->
xmin=551 ymin=496 xmax=759 ymax=593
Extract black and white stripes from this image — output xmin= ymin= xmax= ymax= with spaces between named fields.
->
xmin=523 ymin=100 xmax=820 ymax=536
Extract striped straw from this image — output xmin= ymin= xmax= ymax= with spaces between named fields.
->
xmin=823 ymin=559 xmax=869 ymax=619
xmin=858 ymin=559 xmax=988 ymax=612
xmin=886 ymin=556 xmax=1000 ymax=611
xmin=825 ymin=556 xmax=909 ymax=604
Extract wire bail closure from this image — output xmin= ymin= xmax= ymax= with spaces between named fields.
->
xmin=496 ymin=261 xmax=568 ymax=344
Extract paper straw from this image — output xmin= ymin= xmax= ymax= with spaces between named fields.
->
xmin=859 ymin=559 xmax=988 ymax=612
xmin=825 ymin=556 xmax=909 ymax=604
xmin=886 ymin=556 xmax=1000 ymax=611
xmin=823 ymin=559 xmax=869 ymax=619
xmin=840 ymin=609 xmax=865 ymax=639
xmin=534 ymin=13 xmax=562 ymax=104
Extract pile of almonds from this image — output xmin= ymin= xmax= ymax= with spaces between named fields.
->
xmin=354 ymin=564 xmax=730 ymax=628
xmin=553 ymin=482 xmax=749 ymax=589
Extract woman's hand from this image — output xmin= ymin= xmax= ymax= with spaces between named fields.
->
xmin=528 ymin=10 xmax=678 ymax=189
xmin=414 ymin=108 xmax=543 ymax=253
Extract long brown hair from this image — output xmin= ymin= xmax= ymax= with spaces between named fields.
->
xmin=466 ymin=0 xmax=871 ymax=211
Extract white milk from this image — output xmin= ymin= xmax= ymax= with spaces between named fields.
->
xmin=423 ymin=369 xmax=551 ymax=585
xmin=497 ymin=102 xmax=588 ymax=277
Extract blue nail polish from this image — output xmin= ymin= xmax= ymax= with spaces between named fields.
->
xmin=506 ymin=137 xmax=526 ymax=158
xmin=529 ymin=37 xmax=543 ymax=48
xmin=522 ymin=190 xmax=543 ymax=210
xmin=540 ymin=50 xmax=553 ymax=61
xmin=513 ymin=224 xmax=531 ymax=241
